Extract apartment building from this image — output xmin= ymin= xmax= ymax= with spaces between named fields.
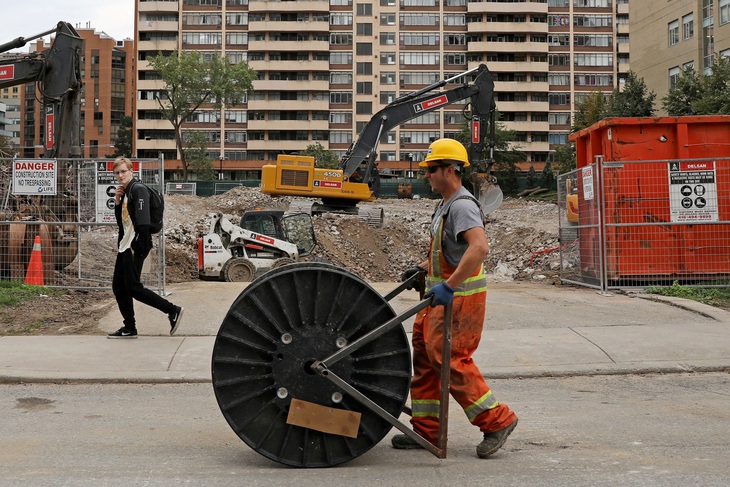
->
xmin=0 ymin=91 xmax=21 ymax=152
xmin=134 ymin=0 xmax=629 ymax=178
xmin=20 ymin=27 xmax=135 ymax=159
xmin=630 ymin=0 xmax=730 ymax=111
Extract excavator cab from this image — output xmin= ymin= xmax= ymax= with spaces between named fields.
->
xmin=240 ymin=210 xmax=316 ymax=257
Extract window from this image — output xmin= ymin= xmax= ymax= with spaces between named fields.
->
xmin=330 ymin=52 xmax=353 ymax=64
xmin=548 ymin=73 xmax=570 ymax=86
xmin=356 ymin=62 xmax=372 ymax=75
xmin=683 ymin=13 xmax=694 ymax=40
xmin=356 ymin=43 xmax=372 ymax=55
xmin=669 ymin=66 xmax=681 ymax=90
xmin=330 ymin=111 xmax=352 ymax=124
xmin=329 ymin=131 xmax=353 ymax=144
xmin=356 ymin=23 xmax=373 ymax=35
xmin=356 ymin=82 xmax=372 ymax=94
xmin=330 ymin=33 xmax=353 ymax=45
xmin=330 ymin=71 xmax=353 ymax=84
xmin=331 ymin=13 xmax=353 ymax=26
xmin=356 ymin=3 xmax=372 ymax=15
xmin=380 ymin=71 xmax=396 ymax=84
xmin=381 ymin=32 xmax=396 ymax=45
xmin=668 ymin=20 xmax=679 ymax=47
xmin=380 ymin=13 xmax=396 ymax=26
xmin=548 ymin=113 xmax=571 ymax=125
xmin=721 ymin=0 xmax=730 ymax=25
xmin=330 ymin=92 xmax=353 ymax=104
xmin=356 ymin=102 xmax=372 ymax=114
xmin=380 ymin=91 xmax=396 ymax=104
xmin=380 ymin=52 xmax=396 ymax=65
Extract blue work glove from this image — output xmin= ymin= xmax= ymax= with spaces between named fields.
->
xmin=425 ymin=282 xmax=454 ymax=307
xmin=401 ymin=265 xmax=426 ymax=291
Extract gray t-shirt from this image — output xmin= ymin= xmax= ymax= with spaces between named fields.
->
xmin=429 ymin=187 xmax=485 ymax=268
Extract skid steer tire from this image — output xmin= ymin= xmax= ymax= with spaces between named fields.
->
xmin=222 ymin=257 xmax=256 ymax=282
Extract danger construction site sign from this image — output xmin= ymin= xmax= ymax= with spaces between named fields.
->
xmin=12 ymin=159 xmax=58 ymax=196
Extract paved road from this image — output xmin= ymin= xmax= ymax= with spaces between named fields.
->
xmin=1 ymin=374 xmax=728 ymax=486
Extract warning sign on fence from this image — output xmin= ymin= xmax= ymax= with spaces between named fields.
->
xmin=95 ymin=161 xmax=140 ymax=223
xmin=12 ymin=159 xmax=57 ymax=195
xmin=668 ymin=161 xmax=719 ymax=223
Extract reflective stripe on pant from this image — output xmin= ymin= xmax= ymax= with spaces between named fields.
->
xmin=409 ymin=291 xmax=517 ymax=441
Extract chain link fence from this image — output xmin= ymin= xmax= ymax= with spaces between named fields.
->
xmin=1 ymin=157 xmax=166 ymax=292
xmin=558 ymin=157 xmax=730 ymax=290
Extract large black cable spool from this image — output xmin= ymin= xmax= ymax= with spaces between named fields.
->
xmin=212 ymin=263 xmax=412 ymax=467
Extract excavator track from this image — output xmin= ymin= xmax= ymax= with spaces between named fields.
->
xmin=287 ymin=200 xmax=384 ymax=228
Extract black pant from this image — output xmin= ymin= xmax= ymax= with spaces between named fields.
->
xmin=112 ymin=248 xmax=174 ymax=329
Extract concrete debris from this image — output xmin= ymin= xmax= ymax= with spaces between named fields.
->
xmin=162 ymin=186 xmax=562 ymax=284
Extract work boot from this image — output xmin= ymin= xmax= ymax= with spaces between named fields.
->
xmin=476 ymin=418 xmax=518 ymax=458
xmin=391 ymin=434 xmax=435 ymax=450
xmin=169 ymin=306 xmax=184 ymax=335
xmin=107 ymin=326 xmax=137 ymax=339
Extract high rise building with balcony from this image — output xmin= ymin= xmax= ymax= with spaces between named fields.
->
xmin=134 ymin=0 xmax=629 ymax=179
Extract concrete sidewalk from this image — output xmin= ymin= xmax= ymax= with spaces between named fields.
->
xmin=1 ymin=281 xmax=728 ymax=382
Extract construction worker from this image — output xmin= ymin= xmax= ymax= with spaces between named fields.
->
xmin=393 ymin=138 xmax=518 ymax=458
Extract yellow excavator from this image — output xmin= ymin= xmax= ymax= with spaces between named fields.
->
xmin=259 ymin=63 xmax=503 ymax=227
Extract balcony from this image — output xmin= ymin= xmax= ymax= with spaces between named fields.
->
xmin=468 ymin=1 xmax=547 ymax=14
xmin=136 ymin=138 xmax=176 ymax=151
xmin=252 ymin=79 xmax=329 ymax=91
xmin=137 ymin=40 xmax=178 ymax=52
xmin=496 ymin=81 xmax=549 ymax=93
xmin=248 ymin=40 xmax=329 ymax=52
xmin=248 ymin=119 xmax=329 ymax=130
xmin=136 ymin=99 xmax=161 ymax=110
xmin=247 ymin=99 xmax=330 ymax=111
xmin=501 ymin=121 xmax=550 ymax=133
xmin=248 ymin=0 xmax=329 ymax=12
xmin=139 ymin=1 xmax=179 ymax=13
xmin=468 ymin=21 xmax=548 ymax=35
xmin=248 ymin=20 xmax=329 ymax=33
xmin=616 ymin=23 xmax=629 ymax=35
xmin=136 ymin=79 xmax=166 ymax=90
xmin=482 ymin=60 xmax=548 ymax=73
xmin=617 ymin=42 xmax=630 ymax=54
xmin=498 ymin=100 xmax=549 ymax=112
xmin=248 ymin=60 xmax=330 ymax=72
xmin=138 ymin=20 xmax=179 ymax=32
xmin=472 ymin=41 xmax=548 ymax=54
xmin=247 ymin=139 xmax=311 ymax=151
xmin=136 ymin=119 xmax=173 ymax=131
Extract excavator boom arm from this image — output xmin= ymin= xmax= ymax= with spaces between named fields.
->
xmin=339 ymin=64 xmax=496 ymax=180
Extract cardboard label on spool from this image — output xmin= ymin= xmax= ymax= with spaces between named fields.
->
xmin=286 ymin=398 xmax=361 ymax=438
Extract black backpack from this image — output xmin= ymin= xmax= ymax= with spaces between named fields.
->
xmin=131 ymin=180 xmax=165 ymax=234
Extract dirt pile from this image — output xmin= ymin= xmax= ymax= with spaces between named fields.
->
xmin=162 ymin=186 xmax=562 ymax=284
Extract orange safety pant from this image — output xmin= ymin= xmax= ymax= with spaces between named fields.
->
xmin=410 ymin=289 xmax=517 ymax=443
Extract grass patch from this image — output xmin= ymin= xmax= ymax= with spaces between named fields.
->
xmin=646 ymin=281 xmax=730 ymax=311
xmin=0 ymin=281 xmax=60 ymax=307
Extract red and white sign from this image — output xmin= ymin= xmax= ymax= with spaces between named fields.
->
xmin=12 ymin=159 xmax=58 ymax=195
xmin=414 ymin=95 xmax=448 ymax=113
xmin=45 ymin=106 xmax=55 ymax=150
xmin=314 ymin=180 xmax=343 ymax=189
xmin=0 ymin=65 xmax=14 ymax=80
xmin=254 ymin=234 xmax=275 ymax=245
xmin=472 ymin=119 xmax=481 ymax=144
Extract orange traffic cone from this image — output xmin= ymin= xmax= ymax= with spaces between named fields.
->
xmin=24 ymin=235 xmax=44 ymax=286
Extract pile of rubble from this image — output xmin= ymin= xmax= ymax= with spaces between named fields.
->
xmin=161 ymin=186 xmax=563 ymax=284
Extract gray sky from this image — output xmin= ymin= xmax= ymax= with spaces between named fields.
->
xmin=3 ymin=0 xmax=134 ymax=52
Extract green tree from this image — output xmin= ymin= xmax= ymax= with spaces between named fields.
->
xmin=552 ymin=143 xmax=577 ymax=174
xmin=299 ymin=142 xmax=340 ymax=169
xmin=540 ymin=160 xmax=555 ymax=190
xmin=606 ymin=71 xmax=656 ymax=118
xmin=112 ymin=115 xmax=133 ymax=158
xmin=525 ymin=164 xmax=537 ymax=189
xmin=572 ymin=91 xmax=608 ymax=132
xmin=148 ymin=51 xmax=256 ymax=182
xmin=184 ymin=131 xmax=216 ymax=180
xmin=661 ymin=66 xmax=702 ymax=116
xmin=692 ymin=56 xmax=730 ymax=115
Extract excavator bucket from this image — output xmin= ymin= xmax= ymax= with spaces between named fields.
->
xmin=470 ymin=173 xmax=503 ymax=214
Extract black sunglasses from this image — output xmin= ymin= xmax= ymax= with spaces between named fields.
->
xmin=426 ymin=165 xmax=449 ymax=174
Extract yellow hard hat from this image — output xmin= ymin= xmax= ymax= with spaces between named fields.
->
xmin=419 ymin=138 xmax=470 ymax=168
